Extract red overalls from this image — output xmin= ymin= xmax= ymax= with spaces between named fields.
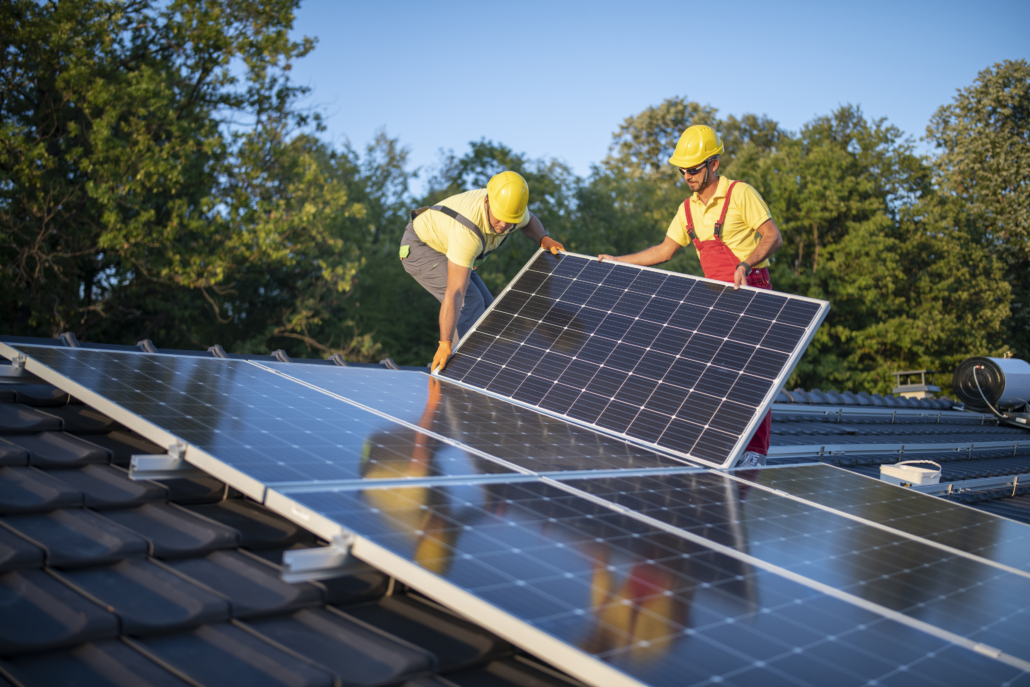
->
xmin=684 ymin=181 xmax=772 ymax=456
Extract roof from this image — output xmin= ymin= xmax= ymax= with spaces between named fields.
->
xmin=3 ymin=336 xmax=1030 ymax=686
xmin=0 ymin=339 xmax=585 ymax=687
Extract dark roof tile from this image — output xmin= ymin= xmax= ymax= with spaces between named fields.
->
xmin=0 ymin=467 xmax=83 ymax=515
xmin=0 ymin=569 xmax=119 ymax=655
xmin=0 ymin=639 xmax=192 ymax=687
xmin=0 ymin=527 xmax=44 ymax=573
xmin=56 ymin=559 xmax=230 ymax=635
xmin=184 ymin=499 xmax=315 ymax=550
xmin=3 ymin=508 xmax=149 ymax=568
xmin=163 ymin=549 xmax=322 ymax=618
xmin=99 ymin=503 xmax=239 ymax=559
xmin=244 ymin=607 xmax=436 ymax=685
xmin=4 ymin=432 xmax=111 ymax=468
xmin=45 ymin=465 xmax=167 ymax=510
xmin=131 ymin=621 xmax=336 ymax=687
xmin=37 ymin=406 xmax=121 ymax=434
xmin=6 ymin=385 xmax=70 ymax=408
xmin=80 ymin=430 xmax=163 ymax=467
xmin=340 ymin=594 xmax=512 ymax=673
xmin=0 ymin=439 xmax=29 ymax=467
xmin=435 ymin=658 xmax=585 ymax=687
xmin=0 ymin=405 xmax=63 ymax=435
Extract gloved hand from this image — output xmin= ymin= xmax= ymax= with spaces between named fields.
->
xmin=540 ymin=236 xmax=565 ymax=255
xmin=431 ymin=340 xmax=452 ymax=374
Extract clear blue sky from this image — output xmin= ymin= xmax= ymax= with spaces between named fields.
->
xmin=290 ymin=0 xmax=1029 ymax=184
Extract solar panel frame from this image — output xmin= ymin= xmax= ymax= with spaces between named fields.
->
xmin=438 ymin=250 xmax=830 ymax=469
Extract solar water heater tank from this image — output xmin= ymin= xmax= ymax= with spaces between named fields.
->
xmin=953 ymin=356 xmax=1030 ymax=411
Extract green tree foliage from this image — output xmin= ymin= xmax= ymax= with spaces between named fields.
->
xmin=0 ymin=0 xmax=382 ymax=359
xmin=927 ymin=59 xmax=1030 ymax=358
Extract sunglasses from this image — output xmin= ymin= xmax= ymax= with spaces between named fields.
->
xmin=678 ymin=161 xmax=709 ymax=176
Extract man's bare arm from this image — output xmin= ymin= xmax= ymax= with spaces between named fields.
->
xmin=733 ymin=218 xmax=783 ymax=288
xmin=518 ymin=212 xmax=547 ymax=243
xmin=599 ymin=236 xmax=682 ymax=266
xmin=440 ymin=260 xmax=471 ymax=343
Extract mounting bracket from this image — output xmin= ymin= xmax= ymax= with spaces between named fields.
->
xmin=129 ymin=442 xmax=205 ymax=481
xmin=281 ymin=533 xmax=372 ymax=583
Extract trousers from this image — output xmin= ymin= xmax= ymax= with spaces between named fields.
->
xmin=400 ymin=223 xmax=493 ymax=340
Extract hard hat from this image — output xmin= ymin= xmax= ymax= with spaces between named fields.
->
xmin=668 ymin=125 xmax=724 ymax=168
xmin=486 ymin=171 xmax=529 ymax=224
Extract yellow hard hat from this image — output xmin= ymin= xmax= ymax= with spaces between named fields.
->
xmin=668 ymin=125 xmax=724 ymax=168
xmin=486 ymin=171 xmax=529 ymax=224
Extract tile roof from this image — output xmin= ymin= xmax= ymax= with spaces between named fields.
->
xmin=0 ymin=340 xmax=585 ymax=687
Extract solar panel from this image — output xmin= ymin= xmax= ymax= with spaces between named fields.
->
xmin=6 ymin=342 xmax=1030 ymax=685
xmin=257 ymin=362 xmax=694 ymax=474
xmin=440 ymin=251 xmax=829 ymax=468
xmin=732 ymin=463 xmax=1030 ymax=574
xmin=565 ymin=472 xmax=1030 ymax=661
xmin=283 ymin=479 xmax=1030 ymax=686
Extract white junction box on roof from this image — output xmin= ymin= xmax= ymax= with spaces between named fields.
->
xmin=880 ymin=460 xmax=942 ymax=486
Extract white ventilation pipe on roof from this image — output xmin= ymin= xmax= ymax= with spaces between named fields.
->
xmin=953 ymin=357 xmax=1030 ymax=412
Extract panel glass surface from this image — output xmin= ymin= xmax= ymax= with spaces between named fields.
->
xmin=734 ymin=464 xmax=1030 ymax=573
xmin=8 ymin=346 xmax=513 ymax=485
xmin=291 ymin=480 xmax=1028 ymax=687
xmin=264 ymin=363 xmax=694 ymax=474
xmin=565 ymin=472 xmax=1030 ymax=663
xmin=441 ymin=252 xmax=827 ymax=467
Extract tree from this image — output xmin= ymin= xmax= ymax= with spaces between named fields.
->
xmin=927 ymin=60 xmax=1030 ymax=358
xmin=0 ymin=0 xmax=377 ymax=358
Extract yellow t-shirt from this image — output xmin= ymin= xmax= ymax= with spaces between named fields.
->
xmin=413 ymin=188 xmax=531 ymax=268
xmin=666 ymin=176 xmax=773 ymax=268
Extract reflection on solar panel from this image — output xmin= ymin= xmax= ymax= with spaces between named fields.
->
xmin=5 ymin=341 xmax=1030 ymax=686
xmin=440 ymin=251 xmax=828 ymax=468
xmin=733 ymin=463 xmax=1030 ymax=573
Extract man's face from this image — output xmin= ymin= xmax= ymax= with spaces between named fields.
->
xmin=682 ymin=158 xmax=719 ymax=192
xmin=484 ymin=198 xmax=516 ymax=233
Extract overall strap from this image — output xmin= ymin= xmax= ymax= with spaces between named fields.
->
xmin=412 ymin=205 xmax=492 ymax=261
xmin=712 ymin=181 xmax=738 ymax=239
xmin=683 ymin=199 xmax=698 ymax=243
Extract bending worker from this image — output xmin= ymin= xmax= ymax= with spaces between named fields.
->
xmin=400 ymin=171 xmax=565 ymax=373
xmin=598 ymin=125 xmax=783 ymax=467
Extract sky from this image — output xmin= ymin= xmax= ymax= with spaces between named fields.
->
xmin=289 ymin=0 xmax=1029 ymax=186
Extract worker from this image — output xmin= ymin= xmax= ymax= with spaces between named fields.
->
xmin=598 ymin=125 xmax=783 ymax=468
xmin=400 ymin=171 xmax=565 ymax=374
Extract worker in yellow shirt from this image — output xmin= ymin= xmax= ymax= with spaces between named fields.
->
xmin=400 ymin=171 xmax=565 ymax=373
xmin=598 ymin=125 xmax=783 ymax=467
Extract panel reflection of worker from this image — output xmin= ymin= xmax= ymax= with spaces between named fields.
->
xmin=598 ymin=125 xmax=783 ymax=468
xmin=399 ymin=171 xmax=565 ymax=374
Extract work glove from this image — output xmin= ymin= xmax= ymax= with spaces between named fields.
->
xmin=431 ymin=340 xmax=452 ymax=374
xmin=540 ymin=236 xmax=565 ymax=255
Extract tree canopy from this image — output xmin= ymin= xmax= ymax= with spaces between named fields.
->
xmin=1 ymin=3 xmax=1025 ymax=396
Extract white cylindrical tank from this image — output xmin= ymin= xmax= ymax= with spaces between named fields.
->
xmin=953 ymin=357 xmax=1030 ymax=411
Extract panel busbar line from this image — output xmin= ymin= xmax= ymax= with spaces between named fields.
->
xmin=439 ymin=250 xmax=829 ymax=469
xmin=5 ymin=343 xmax=1030 ymax=685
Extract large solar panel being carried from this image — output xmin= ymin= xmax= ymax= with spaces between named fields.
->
xmin=440 ymin=251 xmax=828 ymax=467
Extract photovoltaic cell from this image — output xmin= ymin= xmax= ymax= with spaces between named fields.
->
xmin=565 ymin=472 xmax=1030 ymax=662
xmin=289 ymin=479 xmax=1030 ymax=686
xmin=735 ymin=464 xmax=1030 ymax=573
xmin=440 ymin=251 xmax=828 ymax=467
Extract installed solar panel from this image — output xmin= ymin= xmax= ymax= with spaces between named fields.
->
xmin=6 ymin=342 xmax=1030 ymax=685
xmin=732 ymin=463 xmax=1030 ymax=574
xmin=566 ymin=472 xmax=1030 ymax=662
xmin=282 ymin=478 xmax=1030 ymax=687
xmin=440 ymin=251 xmax=828 ymax=468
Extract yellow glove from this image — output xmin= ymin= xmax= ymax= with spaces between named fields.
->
xmin=431 ymin=340 xmax=452 ymax=374
xmin=540 ymin=236 xmax=565 ymax=255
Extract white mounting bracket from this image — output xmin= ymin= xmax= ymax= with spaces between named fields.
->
xmin=281 ymin=533 xmax=371 ymax=583
xmin=129 ymin=442 xmax=205 ymax=481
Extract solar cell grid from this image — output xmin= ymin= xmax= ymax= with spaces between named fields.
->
xmin=291 ymin=479 xmax=1030 ymax=687
xmin=565 ymin=472 xmax=1030 ymax=662
xmin=441 ymin=251 xmax=828 ymax=467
